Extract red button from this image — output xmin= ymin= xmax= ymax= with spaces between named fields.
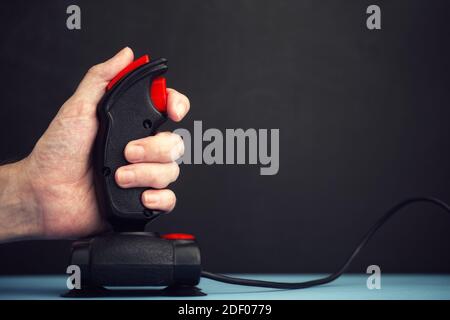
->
xmin=162 ymin=233 xmax=195 ymax=240
xmin=107 ymin=55 xmax=150 ymax=91
xmin=150 ymin=77 xmax=167 ymax=113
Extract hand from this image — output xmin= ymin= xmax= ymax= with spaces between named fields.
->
xmin=0 ymin=48 xmax=190 ymax=241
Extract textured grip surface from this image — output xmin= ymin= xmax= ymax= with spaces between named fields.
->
xmin=94 ymin=59 xmax=168 ymax=227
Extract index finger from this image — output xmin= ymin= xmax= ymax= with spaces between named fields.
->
xmin=166 ymin=88 xmax=190 ymax=122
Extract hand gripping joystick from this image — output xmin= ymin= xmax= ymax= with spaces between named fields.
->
xmin=68 ymin=55 xmax=202 ymax=295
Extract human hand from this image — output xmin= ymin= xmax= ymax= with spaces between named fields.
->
xmin=0 ymin=47 xmax=190 ymax=241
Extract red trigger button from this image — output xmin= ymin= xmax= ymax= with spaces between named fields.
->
xmin=150 ymin=77 xmax=167 ymax=113
xmin=162 ymin=233 xmax=195 ymax=241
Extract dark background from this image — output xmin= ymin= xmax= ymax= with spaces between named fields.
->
xmin=0 ymin=0 xmax=450 ymax=274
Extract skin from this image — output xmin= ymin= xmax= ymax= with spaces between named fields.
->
xmin=0 ymin=47 xmax=190 ymax=242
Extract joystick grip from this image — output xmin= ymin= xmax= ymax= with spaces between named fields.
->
xmin=94 ymin=56 xmax=169 ymax=229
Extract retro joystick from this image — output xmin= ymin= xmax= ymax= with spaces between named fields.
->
xmin=61 ymin=56 xmax=450 ymax=296
xmin=68 ymin=55 xmax=203 ymax=297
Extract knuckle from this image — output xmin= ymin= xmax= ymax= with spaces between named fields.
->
xmin=59 ymin=98 xmax=94 ymax=118
xmin=87 ymin=64 xmax=102 ymax=76
xmin=88 ymin=63 xmax=108 ymax=79
xmin=73 ymin=100 xmax=91 ymax=115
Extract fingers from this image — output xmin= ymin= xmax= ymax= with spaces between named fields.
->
xmin=74 ymin=47 xmax=134 ymax=106
xmin=124 ymin=132 xmax=184 ymax=164
xmin=142 ymin=189 xmax=177 ymax=212
xmin=115 ymin=162 xmax=180 ymax=189
xmin=118 ymin=88 xmax=189 ymax=214
xmin=166 ymin=88 xmax=190 ymax=122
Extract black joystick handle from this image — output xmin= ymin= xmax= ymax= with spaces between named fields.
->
xmin=94 ymin=55 xmax=168 ymax=230
xmin=69 ymin=55 xmax=201 ymax=291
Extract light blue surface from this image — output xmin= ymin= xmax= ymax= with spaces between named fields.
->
xmin=0 ymin=274 xmax=449 ymax=300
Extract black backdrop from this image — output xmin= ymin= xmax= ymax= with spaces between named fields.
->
xmin=1 ymin=0 xmax=450 ymax=274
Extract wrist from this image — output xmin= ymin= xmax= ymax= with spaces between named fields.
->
xmin=0 ymin=158 xmax=43 ymax=242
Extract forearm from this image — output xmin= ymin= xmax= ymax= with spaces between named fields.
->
xmin=0 ymin=159 xmax=41 ymax=242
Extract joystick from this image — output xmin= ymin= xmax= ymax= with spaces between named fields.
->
xmin=66 ymin=54 xmax=450 ymax=297
xmin=68 ymin=55 xmax=203 ymax=295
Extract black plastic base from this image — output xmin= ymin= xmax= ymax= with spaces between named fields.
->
xmin=69 ymin=232 xmax=202 ymax=289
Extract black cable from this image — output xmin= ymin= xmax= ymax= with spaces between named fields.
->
xmin=201 ymin=196 xmax=450 ymax=289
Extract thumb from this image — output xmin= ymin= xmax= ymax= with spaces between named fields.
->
xmin=74 ymin=47 xmax=134 ymax=105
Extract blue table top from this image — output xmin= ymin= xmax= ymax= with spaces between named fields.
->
xmin=0 ymin=274 xmax=449 ymax=300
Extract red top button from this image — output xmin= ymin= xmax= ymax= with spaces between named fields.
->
xmin=107 ymin=55 xmax=150 ymax=91
xmin=162 ymin=233 xmax=195 ymax=240
xmin=106 ymin=54 xmax=168 ymax=113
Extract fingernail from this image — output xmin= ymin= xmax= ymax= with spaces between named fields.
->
xmin=170 ymin=137 xmax=185 ymax=161
xmin=144 ymin=193 xmax=160 ymax=207
xmin=175 ymin=103 xmax=185 ymax=120
xmin=117 ymin=169 xmax=135 ymax=186
xmin=126 ymin=145 xmax=145 ymax=162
